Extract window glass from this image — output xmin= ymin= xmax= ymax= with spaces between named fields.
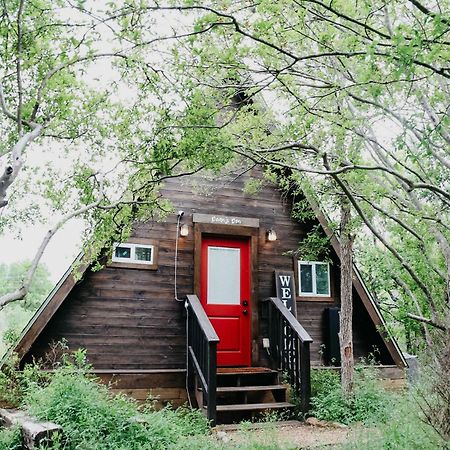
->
xmin=316 ymin=264 xmax=330 ymax=295
xmin=300 ymin=264 xmax=313 ymax=293
xmin=112 ymin=242 xmax=157 ymax=267
xmin=135 ymin=246 xmax=152 ymax=262
xmin=115 ymin=246 xmax=131 ymax=259
xmin=207 ymin=246 xmax=240 ymax=305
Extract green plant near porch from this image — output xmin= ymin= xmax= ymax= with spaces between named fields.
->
xmin=308 ymin=367 xmax=391 ymax=425
xmin=0 ymin=351 xmax=210 ymax=450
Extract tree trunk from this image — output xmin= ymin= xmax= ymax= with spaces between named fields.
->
xmin=339 ymin=197 xmax=354 ymax=397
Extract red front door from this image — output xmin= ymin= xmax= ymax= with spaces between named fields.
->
xmin=200 ymin=236 xmax=251 ymax=367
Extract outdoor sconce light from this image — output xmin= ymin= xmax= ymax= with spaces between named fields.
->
xmin=180 ymin=223 xmax=189 ymax=237
xmin=267 ymin=229 xmax=277 ymax=241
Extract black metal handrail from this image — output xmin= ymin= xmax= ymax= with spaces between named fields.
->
xmin=186 ymin=294 xmax=219 ymax=425
xmin=264 ymin=297 xmax=313 ymax=413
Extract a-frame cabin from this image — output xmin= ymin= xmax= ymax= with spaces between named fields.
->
xmin=5 ymin=167 xmax=406 ymax=424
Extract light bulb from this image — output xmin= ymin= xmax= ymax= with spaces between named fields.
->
xmin=180 ymin=223 xmax=189 ymax=237
xmin=267 ymin=229 xmax=277 ymax=241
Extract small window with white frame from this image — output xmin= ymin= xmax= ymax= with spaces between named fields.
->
xmin=298 ymin=261 xmax=330 ymax=297
xmin=110 ymin=240 xmax=158 ymax=269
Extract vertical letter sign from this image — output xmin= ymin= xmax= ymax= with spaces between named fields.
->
xmin=274 ymin=270 xmax=297 ymax=318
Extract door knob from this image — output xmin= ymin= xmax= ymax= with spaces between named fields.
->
xmin=242 ymin=309 xmax=248 ymax=315
xmin=242 ymin=300 xmax=248 ymax=306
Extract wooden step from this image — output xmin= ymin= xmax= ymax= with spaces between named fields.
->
xmin=216 ymin=368 xmax=279 ymax=388
xmin=215 ymin=402 xmax=294 ymax=412
xmin=216 ymin=384 xmax=287 ymax=393
xmin=217 ymin=367 xmax=276 ymax=376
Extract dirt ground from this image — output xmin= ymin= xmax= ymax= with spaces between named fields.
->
xmin=214 ymin=420 xmax=371 ymax=449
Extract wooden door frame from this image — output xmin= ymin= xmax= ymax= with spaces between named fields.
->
xmin=194 ymin=223 xmax=259 ymax=366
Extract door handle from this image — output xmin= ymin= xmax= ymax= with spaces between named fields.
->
xmin=242 ymin=309 xmax=248 ymax=315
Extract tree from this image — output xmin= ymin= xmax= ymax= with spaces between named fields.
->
xmin=339 ymin=198 xmax=354 ymax=397
xmin=0 ymin=0 xmax=234 ymax=309
xmin=102 ymin=0 xmax=449 ymax=404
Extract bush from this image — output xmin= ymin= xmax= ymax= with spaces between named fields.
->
xmin=310 ymin=367 xmax=390 ymax=425
xmin=22 ymin=367 xmax=209 ymax=450
xmin=0 ymin=349 xmax=210 ymax=450
xmin=0 ymin=353 xmax=51 ymax=407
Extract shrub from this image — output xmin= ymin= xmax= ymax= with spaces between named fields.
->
xmin=310 ymin=367 xmax=390 ymax=425
xmin=21 ymin=363 xmax=209 ymax=449
xmin=0 ymin=348 xmax=210 ymax=450
xmin=0 ymin=353 xmax=51 ymax=407
xmin=310 ymin=367 xmax=340 ymax=398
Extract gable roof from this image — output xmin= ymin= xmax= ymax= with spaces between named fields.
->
xmin=2 ymin=181 xmax=406 ymax=369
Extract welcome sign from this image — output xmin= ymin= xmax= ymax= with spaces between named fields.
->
xmin=274 ymin=270 xmax=297 ymax=317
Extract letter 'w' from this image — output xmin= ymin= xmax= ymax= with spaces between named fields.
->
xmin=279 ymin=275 xmax=290 ymax=287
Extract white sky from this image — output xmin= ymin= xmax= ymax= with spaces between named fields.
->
xmin=0 ymin=221 xmax=82 ymax=283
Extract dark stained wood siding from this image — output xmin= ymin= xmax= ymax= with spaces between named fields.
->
xmin=23 ymin=168 xmax=395 ymax=370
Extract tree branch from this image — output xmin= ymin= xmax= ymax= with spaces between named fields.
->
xmin=321 ymin=154 xmax=440 ymax=320
xmin=0 ymin=178 xmax=106 ymax=309
xmin=16 ymin=0 xmax=25 ymax=136
xmin=407 ymin=313 xmax=447 ymax=331
xmin=0 ymin=124 xmax=42 ymax=209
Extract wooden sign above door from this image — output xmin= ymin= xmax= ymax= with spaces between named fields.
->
xmin=193 ymin=213 xmax=259 ymax=228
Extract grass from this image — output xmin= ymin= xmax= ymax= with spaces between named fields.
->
xmin=0 ymin=427 xmax=21 ymax=450
xmin=336 ymin=392 xmax=447 ymax=450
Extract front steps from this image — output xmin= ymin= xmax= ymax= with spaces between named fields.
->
xmin=200 ymin=367 xmax=295 ymax=424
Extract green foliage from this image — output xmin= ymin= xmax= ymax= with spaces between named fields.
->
xmin=243 ymin=179 xmax=264 ymax=196
xmin=0 ymin=426 xmax=21 ymax=450
xmin=0 ymin=353 xmax=52 ymax=407
xmin=296 ymin=225 xmax=331 ymax=262
xmin=310 ymin=368 xmax=390 ymax=425
xmin=0 ymin=262 xmax=52 ymax=357
xmin=0 ymin=262 xmax=52 ymax=312
xmin=291 ymin=199 xmax=316 ymax=223
xmin=0 ymin=351 xmax=209 ymax=450
xmin=339 ymin=391 xmax=446 ymax=450
xmin=310 ymin=367 xmax=340 ymax=398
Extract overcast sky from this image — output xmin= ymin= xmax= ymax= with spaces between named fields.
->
xmin=0 ymin=220 xmax=83 ymax=283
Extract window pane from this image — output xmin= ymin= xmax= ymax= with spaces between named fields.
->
xmin=115 ymin=246 xmax=131 ymax=259
xmin=135 ymin=246 xmax=152 ymax=262
xmin=300 ymin=264 xmax=313 ymax=293
xmin=316 ymin=264 xmax=330 ymax=295
xmin=207 ymin=246 xmax=240 ymax=305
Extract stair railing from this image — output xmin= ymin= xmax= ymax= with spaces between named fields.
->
xmin=264 ymin=297 xmax=313 ymax=414
xmin=186 ymin=294 xmax=219 ymax=425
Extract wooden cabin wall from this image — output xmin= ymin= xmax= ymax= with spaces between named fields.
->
xmin=23 ymin=168 xmax=394 ymax=371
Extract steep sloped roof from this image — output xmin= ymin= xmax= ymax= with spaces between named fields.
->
xmin=1 ymin=254 xmax=89 ymax=366
xmin=2 ymin=182 xmax=406 ymax=369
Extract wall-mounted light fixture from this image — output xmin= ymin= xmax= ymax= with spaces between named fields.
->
xmin=180 ymin=223 xmax=189 ymax=237
xmin=267 ymin=229 xmax=277 ymax=241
